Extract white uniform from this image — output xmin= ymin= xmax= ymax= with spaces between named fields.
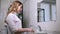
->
xmin=6 ymin=12 xmax=22 ymax=34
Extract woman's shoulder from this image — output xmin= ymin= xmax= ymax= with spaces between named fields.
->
xmin=9 ymin=13 xmax=15 ymax=16
xmin=8 ymin=13 xmax=16 ymax=17
xmin=7 ymin=13 xmax=16 ymax=19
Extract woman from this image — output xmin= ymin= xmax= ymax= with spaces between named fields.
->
xmin=5 ymin=1 xmax=34 ymax=34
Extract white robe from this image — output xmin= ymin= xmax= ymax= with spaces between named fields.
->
xmin=6 ymin=13 xmax=22 ymax=34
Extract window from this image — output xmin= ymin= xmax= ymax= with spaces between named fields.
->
xmin=37 ymin=1 xmax=56 ymax=22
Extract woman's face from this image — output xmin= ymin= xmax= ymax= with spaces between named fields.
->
xmin=17 ymin=5 xmax=22 ymax=14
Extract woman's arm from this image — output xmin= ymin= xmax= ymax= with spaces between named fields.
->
xmin=15 ymin=28 xmax=34 ymax=33
xmin=14 ymin=28 xmax=34 ymax=34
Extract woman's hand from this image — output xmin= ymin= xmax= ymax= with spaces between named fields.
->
xmin=27 ymin=28 xmax=34 ymax=32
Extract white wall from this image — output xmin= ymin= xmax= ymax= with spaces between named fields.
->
xmin=0 ymin=0 xmax=1 ymax=34
xmin=23 ymin=0 xmax=40 ymax=33
xmin=23 ymin=0 xmax=30 ymax=27
xmin=56 ymin=0 xmax=60 ymax=31
xmin=0 ymin=0 xmax=10 ymax=34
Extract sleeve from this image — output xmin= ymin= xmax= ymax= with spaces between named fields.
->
xmin=6 ymin=14 xmax=22 ymax=32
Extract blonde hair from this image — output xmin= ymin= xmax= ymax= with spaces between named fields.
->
xmin=5 ymin=1 xmax=23 ymax=23
xmin=7 ymin=1 xmax=23 ymax=15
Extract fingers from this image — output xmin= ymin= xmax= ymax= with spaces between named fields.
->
xmin=29 ymin=28 xmax=34 ymax=32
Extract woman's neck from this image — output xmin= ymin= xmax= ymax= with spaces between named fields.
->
xmin=11 ymin=12 xmax=18 ymax=15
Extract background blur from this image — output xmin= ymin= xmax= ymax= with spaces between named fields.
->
xmin=0 ymin=0 xmax=60 ymax=34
